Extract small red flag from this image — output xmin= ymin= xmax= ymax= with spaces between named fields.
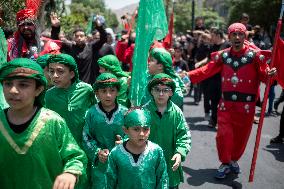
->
xmin=163 ymin=10 xmax=174 ymax=49
xmin=274 ymin=37 xmax=284 ymax=88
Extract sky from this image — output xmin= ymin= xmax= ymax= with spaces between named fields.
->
xmin=104 ymin=0 xmax=140 ymax=10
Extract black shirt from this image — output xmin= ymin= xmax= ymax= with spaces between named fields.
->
xmin=123 ymin=141 xmax=141 ymax=163
xmin=5 ymin=107 xmax=41 ymax=134
xmin=51 ymin=26 xmax=108 ymax=84
xmin=98 ymin=102 xmax=118 ymax=120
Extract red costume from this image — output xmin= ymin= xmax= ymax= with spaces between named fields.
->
xmin=188 ymin=23 xmax=271 ymax=164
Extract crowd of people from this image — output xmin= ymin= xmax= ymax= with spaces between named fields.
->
xmin=0 ymin=5 xmax=282 ymax=189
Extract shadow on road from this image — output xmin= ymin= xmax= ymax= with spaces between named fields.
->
xmin=186 ymin=117 xmax=217 ymax=132
xmin=182 ymin=166 xmax=242 ymax=189
xmin=264 ymin=144 xmax=284 ymax=162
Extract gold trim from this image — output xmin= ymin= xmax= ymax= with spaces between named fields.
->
xmin=0 ymin=111 xmax=49 ymax=154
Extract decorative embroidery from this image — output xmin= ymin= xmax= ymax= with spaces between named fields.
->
xmin=0 ymin=111 xmax=48 ymax=154
xmin=222 ymin=50 xmax=256 ymax=71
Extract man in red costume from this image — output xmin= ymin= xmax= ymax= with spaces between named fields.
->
xmin=188 ymin=23 xmax=277 ymax=179
xmin=7 ymin=9 xmax=41 ymax=61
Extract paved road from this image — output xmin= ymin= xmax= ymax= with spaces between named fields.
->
xmin=180 ymin=85 xmax=284 ymax=189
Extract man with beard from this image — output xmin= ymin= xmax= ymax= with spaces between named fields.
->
xmin=187 ymin=23 xmax=277 ymax=179
xmin=7 ymin=9 xmax=41 ymax=61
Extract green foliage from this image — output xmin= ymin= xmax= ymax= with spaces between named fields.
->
xmin=0 ymin=0 xmax=25 ymax=30
xmin=201 ymin=8 xmax=226 ymax=31
xmin=227 ymin=0 xmax=281 ymax=32
xmin=60 ymin=0 xmax=118 ymax=37
xmin=173 ymin=0 xmax=226 ymax=33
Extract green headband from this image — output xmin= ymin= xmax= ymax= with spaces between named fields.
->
xmin=148 ymin=73 xmax=176 ymax=93
xmin=47 ymin=53 xmax=79 ymax=82
xmin=150 ymin=48 xmax=176 ymax=78
xmin=36 ymin=54 xmax=51 ymax=69
xmin=98 ymin=55 xmax=129 ymax=77
xmin=124 ymin=107 xmax=151 ymax=128
xmin=93 ymin=73 xmax=120 ymax=91
xmin=0 ymin=58 xmax=47 ymax=106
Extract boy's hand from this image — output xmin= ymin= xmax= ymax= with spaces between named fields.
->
xmin=115 ymin=135 xmax=123 ymax=145
xmin=171 ymin=153 xmax=182 ymax=171
xmin=53 ymin=172 xmax=76 ymax=189
xmin=98 ymin=149 xmax=110 ymax=163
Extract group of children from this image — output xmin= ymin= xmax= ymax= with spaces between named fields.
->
xmin=0 ymin=48 xmax=191 ymax=189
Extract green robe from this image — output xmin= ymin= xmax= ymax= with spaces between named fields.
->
xmin=117 ymin=76 xmax=130 ymax=107
xmin=144 ymin=100 xmax=191 ymax=187
xmin=82 ymin=104 xmax=128 ymax=189
xmin=0 ymin=83 xmax=9 ymax=109
xmin=0 ymin=107 xmax=87 ymax=189
xmin=45 ymin=81 xmax=95 ymax=144
xmin=141 ymin=75 xmax=184 ymax=108
xmin=106 ymin=141 xmax=169 ymax=189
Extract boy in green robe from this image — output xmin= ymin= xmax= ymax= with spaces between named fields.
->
xmin=143 ymin=48 xmax=185 ymax=109
xmin=98 ymin=54 xmax=130 ymax=107
xmin=82 ymin=73 xmax=128 ymax=189
xmin=45 ymin=53 xmax=95 ymax=144
xmin=0 ymin=58 xmax=87 ymax=189
xmin=106 ymin=107 xmax=169 ymax=189
xmin=144 ymin=73 xmax=191 ymax=189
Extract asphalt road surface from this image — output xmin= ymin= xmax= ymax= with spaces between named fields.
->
xmin=179 ymin=85 xmax=284 ymax=189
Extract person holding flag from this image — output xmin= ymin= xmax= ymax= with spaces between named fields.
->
xmin=187 ymin=22 xmax=277 ymax=179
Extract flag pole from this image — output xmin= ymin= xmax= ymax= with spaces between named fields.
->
xmin=249 ymin=1 xmax=284 ymax=182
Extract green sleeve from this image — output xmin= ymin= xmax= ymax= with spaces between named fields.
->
xmin=175 ymin=111 xmax=191 ymax=161
xmin=156 ymin=148 xmax=169 ymax=189
xmin=106 ymin=151 xmax=117 ymax=189
xmin=54 ymin=118 xmax=87 ymax=177
xmin=82 ymin=111 xmax=101 ymax=163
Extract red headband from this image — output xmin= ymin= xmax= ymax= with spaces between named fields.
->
xmin=228 ymin=23 xmax=247 ymax=35
xmin=16 ymin=9 xmax=36 ymax=23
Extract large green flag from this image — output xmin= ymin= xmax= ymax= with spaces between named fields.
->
xmin=0 ymin=27 xmax=9 ymax=109
xmin=129 ymin=0 xmax=168 ymax=106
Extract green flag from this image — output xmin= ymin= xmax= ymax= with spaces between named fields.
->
xmin=129 ymin=0 xmax=168 ymax=106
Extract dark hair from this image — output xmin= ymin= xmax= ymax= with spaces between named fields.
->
xmin=73 ymin=28 xmax=85 ymax=35
xmin=211 ymin=28 xmax=224 ymax=39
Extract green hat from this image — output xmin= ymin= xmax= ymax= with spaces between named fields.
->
xmin=124 ymin=107 xmax=151 ymax=128
xmin=97 ymin=55 xmax=129 ymax=77
xmin=36 ymin=54 xmax=51 ymax=69
xmin=93 ymin=73 xmax=120 ymax=91
xmin=0 ymin=58 xmax=47 ymax=106
xmin=47 ymin=53 xmax=79 ymax=82
xmin=148 ymin=73 xmax=176 ymax=93
xmin=150 ymin=48 xmax=176 ymax=78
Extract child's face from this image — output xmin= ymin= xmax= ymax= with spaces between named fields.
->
xmin=151 ymin=84 xmax=173 ymax=107
xmin=148 ymin=57 xmax=163 ymax=75
xmin=48 ymin=63 xmax=75 ymax=89
xmin=123 ymin=126 xmax=150 ymax=147
xmin=96 ymin=87 xmax=118 ymax=107
xmin=2 ymin=78 xmax=43 ymax=110
xmin=99 ymin=66 xmax=108 ymax=74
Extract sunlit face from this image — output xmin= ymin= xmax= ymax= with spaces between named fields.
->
xmin=74 ymin=31 xmax=86 ymax=46
xmin=148 ymin=57 xmax=163 ymax=75
xmin=96 ymin=87 xmax=118 ymax=108
xmin=18 ymin=21 xmax=36 ymax=39
xmin=151 ymin=84 xmax=173 ymax=106
xmin=48 ymin=63 xmax=74 ymax=89
xmin=229 ymin=31 xmax=246 ymax=51
xmin=3 ymin=78 xmax=43 ymax=110
xmin=123 ymin=126 xmax=150 ymax=147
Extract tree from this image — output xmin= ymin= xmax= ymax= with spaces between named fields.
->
xmin=227 ymin=0 xmax=281 ymax=35
xmin=173 ymin=0 xmax=226 ymax=33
